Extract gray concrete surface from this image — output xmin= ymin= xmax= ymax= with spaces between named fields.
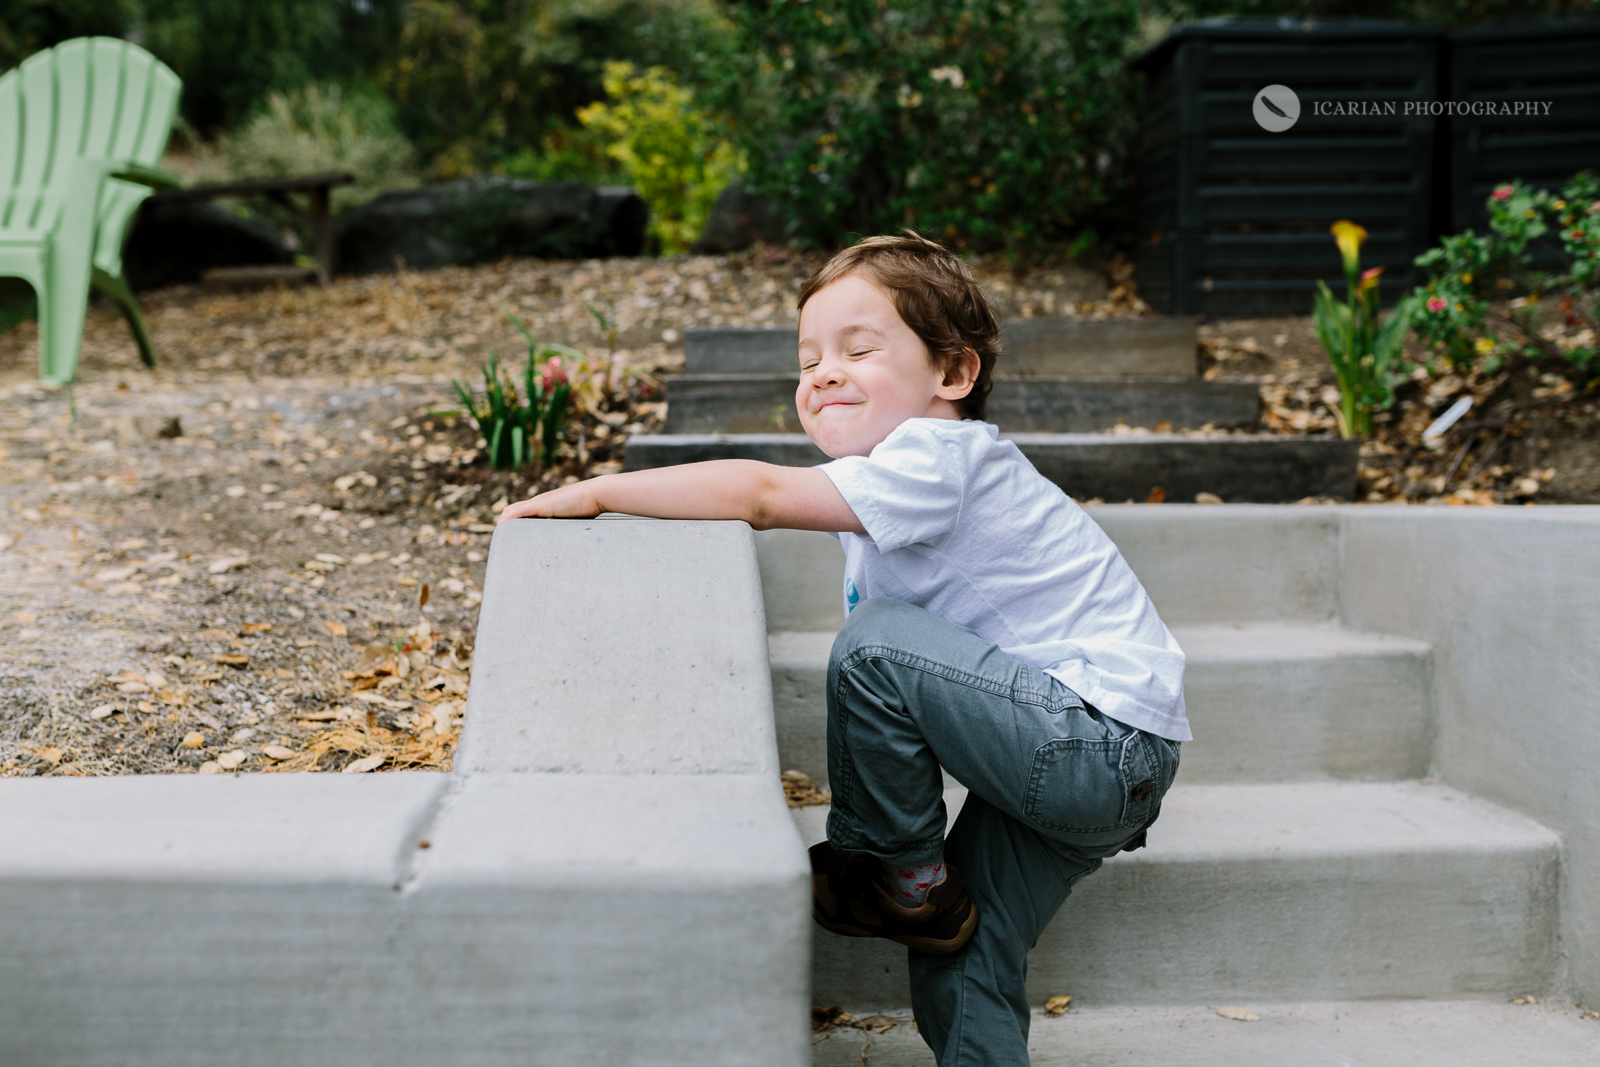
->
xmin=755 ymin=528 xmax=846 ymax=633
xmin=626 ymin=434 xmax=1359 ymax=504
xmin=404 ymin=772 xmax=810 ymax=1066
xmin=457 ymin=517 xmax=778 ymax=775
xmin=1085 ymin=504 xmax=1342 ymax=625
xmin=663 ymin=375 xmax=1259 ymax=434
xmin=1339 ymin=508 xmax=1600 ymax=1010
xmin=794 ymin=781 xmax=1561 ymax=1006
xmin=767 ymin=623 xmax=1433 ymax=787
xmin=809 ymin=1000 xmax=1600 ymax=1066
xmin=0 ymin=518 xmax=813 ymax=1067
xmin=0 ymin=773 xmax=446 ymax=1066
xmin=683 ymin=318 xmax=1199 ymax=377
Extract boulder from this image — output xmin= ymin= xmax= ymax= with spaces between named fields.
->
xmin=335 ymin=179 xmax=648 ymax=273
xmin=122 ymin=202 xmax=292 ymax=292
xmin=692 ymin=184 xmax=786 ymax=253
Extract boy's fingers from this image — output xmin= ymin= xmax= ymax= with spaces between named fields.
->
xmin=498 ymin=498 xmax=547 ymax=522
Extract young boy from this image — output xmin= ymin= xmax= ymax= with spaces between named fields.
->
xmin=500 ymin=233 xmax=1189 ymax=1066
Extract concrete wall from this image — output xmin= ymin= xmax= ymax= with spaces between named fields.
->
xmin=0 ymin=518 xmax=811 ymax=1067
xmin=1339 ymin=507 xmax=1600 ymax=1006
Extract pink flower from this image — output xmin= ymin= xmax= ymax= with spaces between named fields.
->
xmin=1427 ymin=297 xmax=1448 ymax=313
xmin=1491 ymin=185 xmax=1514 ymax=201
xmin=541 ymin=357 xmax=567 ymax=393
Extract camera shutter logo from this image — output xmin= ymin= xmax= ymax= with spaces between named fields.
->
xmin=1253 ymin=85 xmax=1300 ymax=132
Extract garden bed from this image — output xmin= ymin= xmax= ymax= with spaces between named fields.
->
xmin=1 ymin=252 xmax=1594 ymax=779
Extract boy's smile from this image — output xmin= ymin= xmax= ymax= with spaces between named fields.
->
xmin=796 ymin=274 xmax=977 ymax=458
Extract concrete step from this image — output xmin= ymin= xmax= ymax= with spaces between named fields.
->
xmin=809 ymin=1000 xmax=1600 ymax=1066
xmin=793 ymin=781 xmax=1560 ymax=1006
xmin=684 ymin=318 xmax=1198 ymax=377
xmin=754 ymin=509 xmax=1353 ymax=632
xmin=769 ymin=624 xmax=1433 ymax=788
xmin=664 ymin=375 xmax=1259 ymax=434
xmin=627 ymin=434 xmax=1359 ymax=504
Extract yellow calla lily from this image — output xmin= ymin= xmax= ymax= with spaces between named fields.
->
xmin=1330 ymin=220 xmax=1368 ymax=274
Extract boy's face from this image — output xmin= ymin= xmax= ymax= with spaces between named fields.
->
xmin=796 ymin=273 xmax=972 ymax=458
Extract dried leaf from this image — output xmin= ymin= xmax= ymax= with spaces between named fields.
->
xmin=261 ymin=744 xmax=296 ymax=761
xmin=353 ymin=690 xmax=412 ymax=710
xmin=241 ymin=622 xmax=272 ymax=634
xmin=343 ymin=753 xmax=386 ymax=774
xmin=1044 ymin=995 xmax=1072 ymax=1016
xmin=89 ymin=704 xmax=117 ymax=720
xmin=31 ymin=746 xmax=63 ymax=764
xmin=212 ymin=654 xmax=249 ymax=667
xmin=216 ymin=750 xmax=247 ymax=770
xmin=208 ymin=555 xmax=249 ymax=574
xmin=325 ymin=619 xmax=349 ymax=637
xmin=116 ymin=681 xmax=150 ymax=693
xmin=1144 ymin=486 xmax=1167 ymax=504
xmin=181 ymin=731 xmax=207 ymax=749
xmin=1216 ymin=1007 xmax=1261 ymax=1022
xmin=418 ymin=582 xmax=431 ymax=608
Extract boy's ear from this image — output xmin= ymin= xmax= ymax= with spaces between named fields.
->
xmin=936 ymin=347 xmax=982 ymax=400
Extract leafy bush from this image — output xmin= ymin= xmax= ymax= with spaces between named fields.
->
xmin=496 ymin=126 xmax=626 ymax=185
xmin=454 ymin=314 xmax=577 ymax=471
xmin=383 ymin=0 xmax=715 ymax=177
xmin=137 ymin=0 xmax=408 ymax=133
xmin=697 ymin=0 xmax=1143 ymax=253
xmin=0 ymin=0 xmax=135 ymax=70
xmin=577 ymin=62 xmax=741 ymax=253
xmin=1412 ymin=172 xmax=1600 ymax=379
xmin=1313 ymin=221 xmax=1419 ymax=438
xmin=210 ymin=82 xmax=419 ymax=212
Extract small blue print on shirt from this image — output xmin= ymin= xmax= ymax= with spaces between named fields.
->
xmin=845 ymin=578 xmax=860 ymax=614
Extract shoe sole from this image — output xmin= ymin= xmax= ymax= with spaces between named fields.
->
xmin=885 ymin=903 xmax=980 ymax=954
xmin=812 ymin=905 xmax=878 ymax=939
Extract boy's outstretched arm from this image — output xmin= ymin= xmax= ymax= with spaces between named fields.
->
xmin=497 ymin=459 xmax=865 ymax=534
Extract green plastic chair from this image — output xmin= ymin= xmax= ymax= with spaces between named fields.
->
xmin=0 ymin=37 xmax=182 ymax=384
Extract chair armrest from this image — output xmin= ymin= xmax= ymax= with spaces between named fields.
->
xmin=110 ymin=163 xmax=184 ymax=190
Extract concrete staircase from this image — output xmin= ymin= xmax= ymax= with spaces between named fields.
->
xmin=752 ymin=509 xmax=1597 ymax=1063
xmin=629 ymin=322 xmax=1361 ymax=502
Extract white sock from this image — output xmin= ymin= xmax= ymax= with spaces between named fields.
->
xmin=882 ymin=856 xmax=945 ymax=907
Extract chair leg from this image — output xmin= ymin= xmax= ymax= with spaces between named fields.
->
xmin=91 ymin=268 xmax=157 ymax=370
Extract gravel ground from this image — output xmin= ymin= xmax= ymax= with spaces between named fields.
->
xmin=1 ymin=251 xmax=1593 ymax=778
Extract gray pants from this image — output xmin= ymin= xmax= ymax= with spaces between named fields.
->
xmin=825 ymin=598 xmax=1181 ymax=1067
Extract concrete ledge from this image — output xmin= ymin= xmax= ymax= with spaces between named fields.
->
xmin=0 ymin=773 xmax=446 ymax=1066
xmin=403 ymin=773 xmax=809 ymax=1066
xmin=684 ymin=318 xmax=1198 ymax=377
xmin=798 ymin=781 xmax=1561 ymax=1006
xmin=458 ymin=517 xmax=778 ymax=776
xmin=664 ymin=375 xmax=1259 ymax=434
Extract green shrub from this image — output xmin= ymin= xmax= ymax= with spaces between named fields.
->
xmin=697 ymin=0 xmax=1143 ymax=254
xmin=0 ymin=0 xmax=135 ymax=69
xmin=578 ymin=62 xmax=741 ymax=253
xmin=383 ymin=0 xmax=716 ymax=177
xmin=454 ymin=314 xmax=578 ymax=471
xmin=496 ymin=125 xmax=626 ymax=185
xmin=210 ymin=82 xmax=418 ymax=212
xmin=137 ymin=0 xmax=408 ymax=133
xmin=1412 ymin=172 xmax=1600 ymax=379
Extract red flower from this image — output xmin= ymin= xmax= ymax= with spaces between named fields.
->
xmin=1490 ymin=185 xmax=1514 ymax=201
xmin=541 ymin=357 xmax=567 ymax=393
xmin=1427 ymin=297 xmax=1448 ymax=313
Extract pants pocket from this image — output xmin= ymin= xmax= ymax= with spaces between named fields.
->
xmin=1025 ymin=735 xmax=1147 ymax=834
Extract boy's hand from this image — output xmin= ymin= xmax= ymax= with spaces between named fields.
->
xmin=498 ymin=480 xmax=602 ymax=522
xmin=492 ymin=461 xmax=863 ymax=533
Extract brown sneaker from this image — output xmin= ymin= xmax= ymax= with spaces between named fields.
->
xmin=809 ymin=841 xmax=979 ymax=954
xmin=810 ymin=841 xmax=886 ymax=939
xmin=871 ymin=863 xmax=979 ymax=954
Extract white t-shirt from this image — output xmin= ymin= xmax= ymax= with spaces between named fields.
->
xmin=819 ymin=418 xmax=1190 ymax=742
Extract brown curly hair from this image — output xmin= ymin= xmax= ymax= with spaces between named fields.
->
xmin=797 ymin=232 xmax=1002 ymax=421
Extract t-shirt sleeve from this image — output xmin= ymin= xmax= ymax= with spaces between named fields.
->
xmin=819 ymin=423 xmax=964 ymax=552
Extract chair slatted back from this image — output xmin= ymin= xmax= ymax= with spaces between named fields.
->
xmin=0 ymin=37 xmax=180 ymax=267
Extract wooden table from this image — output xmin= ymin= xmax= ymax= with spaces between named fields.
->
xmin=145 ymin=172 xmax=355 ymax=284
